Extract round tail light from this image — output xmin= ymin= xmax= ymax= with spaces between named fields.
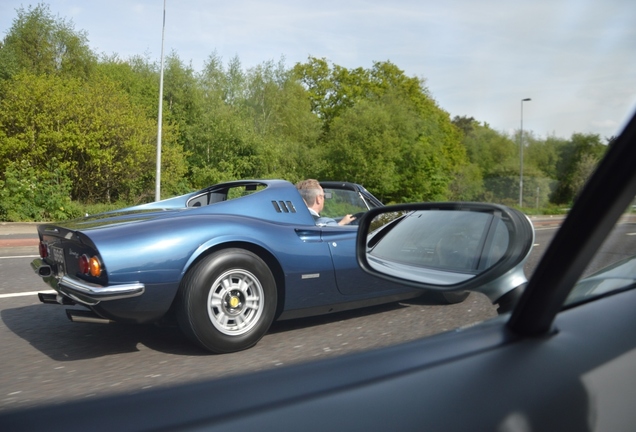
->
xmin=78 ymin=254 xmax=101 ymax=277
xmin=89 ymin=257 xmax=102 ymax=277
xmin=39 ymin=242 xmax=48 ymax=258
xmin=79 ymin=254 xmax=90 ymax=274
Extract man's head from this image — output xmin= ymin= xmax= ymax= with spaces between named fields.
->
xmin=296 ymin=179 xmax=325 ymax=213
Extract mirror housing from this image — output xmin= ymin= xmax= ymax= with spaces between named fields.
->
xmin=356 ymin=203 xmax=534 ymax=307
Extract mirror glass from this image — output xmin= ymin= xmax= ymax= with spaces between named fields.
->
xmin=366 ymin=209 xmax=510 ymax=285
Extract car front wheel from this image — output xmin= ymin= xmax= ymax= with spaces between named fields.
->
xmin=176 ymin=249 xmax=277 ymax=353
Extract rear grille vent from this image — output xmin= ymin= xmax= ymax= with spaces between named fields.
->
xmin=272 ymin=201 xmax=297 ymax=213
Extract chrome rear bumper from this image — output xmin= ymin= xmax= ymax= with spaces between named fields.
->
xmin=31 ymin=258 xmax=145 ymax=306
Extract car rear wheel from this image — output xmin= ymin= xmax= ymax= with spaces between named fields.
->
xmin=176 ymin=249 xmax=277 ymax=353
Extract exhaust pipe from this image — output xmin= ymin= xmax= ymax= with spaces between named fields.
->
xmin=31 ymin=259 xmax=53 ymax=278
xmin=38 ymin=292 xmax=76 ymax=305
xmin=38 ymin=265 xmax=52 ymax=277
xmin=38 ymin=292 xmax=59 ymax=304
xmin=66 ymin=309 xmax=113 ymax=324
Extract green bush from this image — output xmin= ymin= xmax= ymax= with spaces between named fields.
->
xmin=80 ymin=201 xmax=131 ymax=217
xmin=0 ymin=160 xmax=73 ymax=221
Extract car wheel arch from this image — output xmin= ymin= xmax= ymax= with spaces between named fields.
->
xmin=176 ymin=241 xmax=286 ymax=319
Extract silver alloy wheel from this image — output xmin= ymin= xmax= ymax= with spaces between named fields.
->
xmin=207 ymin=269 xmax=264 ymax=335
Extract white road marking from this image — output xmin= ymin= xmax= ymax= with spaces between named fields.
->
xmin=0 ymin=290 xmax=55 ymax=299
xmin=0 ymin=255 xmax=39 ymax=259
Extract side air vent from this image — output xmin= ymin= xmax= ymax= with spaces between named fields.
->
xmin=271 ymin=201 xmax=297 ymax=213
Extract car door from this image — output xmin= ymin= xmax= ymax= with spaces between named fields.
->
xmin=322 ymin=225 xmax=415 ymax=296
xmin=319 ymin=183 xmax=416 ymax=296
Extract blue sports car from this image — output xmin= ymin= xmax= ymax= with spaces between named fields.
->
xmin=31 ymin=180 xmax=423 ymax=353
xmin=31 ymin=179 xmax=532 ymax=353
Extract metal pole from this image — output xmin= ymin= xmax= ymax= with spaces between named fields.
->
xmin=155 ymin=0 xmax=166 ymax=201
xmin=519 ymin=98 xmax=531 ymax=208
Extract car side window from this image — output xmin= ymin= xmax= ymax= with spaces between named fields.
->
xmin=187 ymin=183 xmax=267 ymax=207
xmin=321 ymin=189 xmax=369 ymax=219
xmin=565 ymin=195 xmax=636 ymax=306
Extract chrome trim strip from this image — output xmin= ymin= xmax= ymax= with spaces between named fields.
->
xmin=58 ymin=276 xmax=145 ymax=302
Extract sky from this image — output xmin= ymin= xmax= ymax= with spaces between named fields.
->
xmin=1 ymin=0 xmax=635 ymax=140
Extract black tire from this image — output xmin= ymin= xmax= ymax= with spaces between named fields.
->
xmin=439 ymin=291 xmax=470 ymax=304
xmin=176 ymin=248 xmax=277 ymax=353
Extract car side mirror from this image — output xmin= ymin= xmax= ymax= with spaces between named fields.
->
xmin=356 ymin=203 xmax=534 ymax=310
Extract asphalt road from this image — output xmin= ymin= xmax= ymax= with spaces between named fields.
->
xmin=0 ymin=219 xmax=632 ymax=413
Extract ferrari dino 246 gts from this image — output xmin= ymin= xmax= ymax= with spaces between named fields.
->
xmin=31 ymin=180 xmax=532 ymax=353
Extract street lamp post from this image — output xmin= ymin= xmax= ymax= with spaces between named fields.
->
xmin=519 ymin=98 xmax=531 ymax=208
xmin=155 ymin=0 xmax=166 ymax=202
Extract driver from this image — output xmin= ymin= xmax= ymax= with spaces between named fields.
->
xmin=296 ymin=179 xmax=356 ymax=226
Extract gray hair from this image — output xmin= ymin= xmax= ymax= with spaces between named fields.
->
xmin=296 ymin=179 xmax=322 ymax=205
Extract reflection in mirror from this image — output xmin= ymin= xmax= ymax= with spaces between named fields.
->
xmin=366 ymin=210 xmax=510 ymax=286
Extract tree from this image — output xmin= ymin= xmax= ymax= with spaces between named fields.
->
xmin=552 ymin=133 xmax=607 ymax=204
xmin=319 ymin=98 xmax=401 ymax=200
xmin=0 ymin=4 xmax=95 ymax=80
xmin=456 ymin=118 xmax=517 ymax=177
xmin=524 ymin=135 xmax=562 ymax=180
xmin=294 ymin=58 xmax=467 ymax=202
xmin=188 ymin=55 xmax=322 ymax=186
xmin=571 ymin=153 xmax=602 ymax=199
xmin=0 ymin=71 xmax=187 ymax=205
xmin=293 ymin=57 xmax=435 ymax=134
xmin=319 ymin=90 xmax=466 ymax=203
xmin=242 ymin=58 xmax=321 ymax=180
xmin=96 ymin=54 xmax=161 ymax=118
xmin=292 ymin=57 xmax=343 ymax=126
xmin=448 ymin=163 xmax=483 ymax=201
xmin=451 ymin=115 xmax=477 ymax=137
xmin=184 ymin=54 xmax=254 ymax=185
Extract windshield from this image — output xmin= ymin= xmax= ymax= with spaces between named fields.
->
xmin=565 ymin=199 xmax=636 ymax=306
xmin=321 ymin=188 xmax=372 ymax=219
